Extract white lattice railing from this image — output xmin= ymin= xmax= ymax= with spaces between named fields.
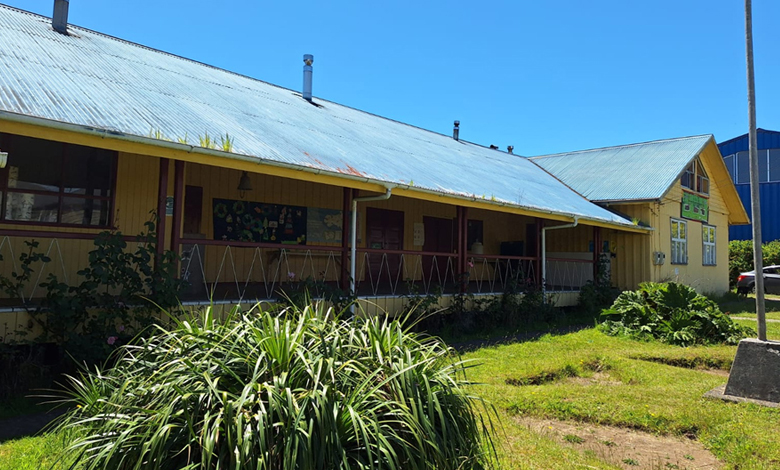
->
xmin=544 ymin=258 xmax=594 ymax=291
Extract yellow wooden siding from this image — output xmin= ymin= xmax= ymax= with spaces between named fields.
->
xmin=115 ymin=152 xmax=164 ymax=236
xmin=603 ymin=204 xmax=652 ymax=291
xmin=654 ymin=181 xmax=730 ymax=293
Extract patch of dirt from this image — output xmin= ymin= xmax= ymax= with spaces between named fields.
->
xmin=517 ymin=416 xmax=722 ymax=470
xmin=566 ymin=372 xmax=623 ymax=387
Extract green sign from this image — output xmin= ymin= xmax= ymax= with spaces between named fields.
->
xmin=681 ymin=192 xmax=708 ymax=222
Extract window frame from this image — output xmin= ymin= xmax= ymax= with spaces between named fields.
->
xmin=670 ymin=218 xmax=688 ymax=265
xmin=702 ymin=224 xmax=716 ymax=266
xmin=0 ymin=133 xmax=118 ymax=229
xmin=680 ymin=158 xmax=709 ymax=196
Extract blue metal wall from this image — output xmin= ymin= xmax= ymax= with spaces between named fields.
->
xmin=718 ymin=129 xmax=780 ymax=242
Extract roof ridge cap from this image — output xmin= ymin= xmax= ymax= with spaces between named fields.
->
xmin=529 ymin=134 xmax=712 ymax=160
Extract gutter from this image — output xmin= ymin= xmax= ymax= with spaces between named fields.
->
xmin=541 ymin=216 xmax=579 ymax=302
xmin=0 ymin=111 xmax=648 ymax=233
xmin=350 ymin=186 xmax=393 ymax=314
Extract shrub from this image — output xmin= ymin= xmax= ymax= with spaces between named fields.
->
xmin=599 ymin=282 xmax=754 ymax=346
xmin=728 ymin=239 xmax=780 ymax=287
xmin=52 ymin=303 xmax=497 ymax=470
xmin=0 ymin=215 xmax=186 ymax=366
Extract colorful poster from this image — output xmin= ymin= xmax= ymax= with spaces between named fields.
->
xmin=212 ymin=198 xmax=307 ymax=244
xmin=681 ymin=192 xmax=708 ymax=222
xmin=306 ymin=208 xmax=343 ymax=243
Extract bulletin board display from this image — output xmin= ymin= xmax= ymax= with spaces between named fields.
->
xmin=213 ymin=198 xmax=308 ymax=244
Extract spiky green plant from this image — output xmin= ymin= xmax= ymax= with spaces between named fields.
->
xmin=52 ymin=303 xmax=497 ymax=469
xmin=198 ymin=131 xmax=216 ymax=149
xmin=219 ymin=132 xmax=234 ymax=152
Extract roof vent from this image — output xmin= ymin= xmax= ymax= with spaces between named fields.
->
xmin=453 ymin=121 xmax=460 ymax=141
xmin=52 ymin=0 xmax=69 ymax=34
xmin=303 ymin=54 xmax=314 ymax=101
xmin=507 ymin=145 xmax=514 ymax=154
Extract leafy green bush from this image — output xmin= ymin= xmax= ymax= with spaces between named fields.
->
xmin=728 ymin=239 xmax=780 ymax=287
xmin=0 ymin=215 xmax=186 ymax=366
xmin=53 ymin=303 xmax=497 ymax=470
xmin=599 ymin=282 xmax=753 ymax=346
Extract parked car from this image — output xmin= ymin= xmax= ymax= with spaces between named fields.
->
xmin=736 ymin=265 xmax=780 ymax=294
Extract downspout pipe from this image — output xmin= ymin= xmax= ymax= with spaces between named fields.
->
xmin=541 ymin=216 xmax=578 ymax=302
xmin=350 ymin=186 xmax=393 ymax=314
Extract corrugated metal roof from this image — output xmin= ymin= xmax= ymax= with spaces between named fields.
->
xmin=530 ymin=135 xmax=712 ymax=202
xmin=718 ymin=129 xmax=780 ymax=156
xmin=0 ymin=5 xmax=638 ymax=229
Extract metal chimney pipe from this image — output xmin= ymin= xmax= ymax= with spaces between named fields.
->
xmin=453 ymin=120 xmax=460 ymax=141
xmin=52 ymin=0 xmax=69 ymax=34
xmin=303 ymin=54 xmax=314 ymax=101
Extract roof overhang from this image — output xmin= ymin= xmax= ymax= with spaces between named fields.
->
xmin=0 ymin=112 xmax=651 ymax=234
xmin=659 ymin=136 xmax=749 ymax=225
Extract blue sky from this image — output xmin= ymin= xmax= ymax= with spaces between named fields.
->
xmin=10 ymin=0 xmax=780 ymax=155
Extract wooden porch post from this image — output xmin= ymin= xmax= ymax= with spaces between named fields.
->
xmin=156 ymin=158 xmax=169 ymax=260
xmin=457 ymin=206 xmax=469 ymax=292
xmin=535 ymin=217 xmax=543 ymax=286
xmin=593 ymin=226 xmax=602 ymax=285
xmin=340 ymin=187 xmax=353 ymax=291
xmin=170 ymin=160 xmax=185 ymax=268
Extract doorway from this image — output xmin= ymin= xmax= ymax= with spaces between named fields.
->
xmin=366 ymin=208 xmax=404 ymax=290
xmin=422 ymin=216 xmax=454 ymax=284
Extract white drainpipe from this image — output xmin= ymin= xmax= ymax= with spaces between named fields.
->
xmin=541 ymin=216 xmax=579 ymax=302
xmin=350 ymin=186 xmax=393 ymax=314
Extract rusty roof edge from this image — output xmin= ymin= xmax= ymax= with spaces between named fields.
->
xmin=0 ymin=110 xmax=648 ymax=232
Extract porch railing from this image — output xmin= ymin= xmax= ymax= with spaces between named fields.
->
xmin=1 ymin=234 xmax=596 ymax=306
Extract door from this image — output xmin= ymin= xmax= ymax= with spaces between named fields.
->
xmin=422 ymin=216 xmax=454 ymax=284
xmin=366 ymin=208 xmax=404 ymax=288
xmin=764 ymin=267 xmax=780 ymax=294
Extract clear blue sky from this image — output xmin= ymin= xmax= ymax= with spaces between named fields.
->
xmin=10 ymin=0 xmax=780 ymax=155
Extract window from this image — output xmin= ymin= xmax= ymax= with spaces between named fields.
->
xmin=723 ymin=154 xmax=735 ymax=183
xmin=702 ymin=225 xmax=716 ymax=266
xmin=681 ymin=159 xmax=709 ymax=195
xmin=736 ymin=151 xmax=750 ymax=184
xmin=671 ymin=219 xmax=688 ymax=265
xmin=769 ymin=149 xmax=780 ymax=182
xmin=0 ymin=134 xmax=115 ymax=227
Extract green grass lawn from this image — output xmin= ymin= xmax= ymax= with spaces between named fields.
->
xmin=2 ymin=296 xmax=778 ymax=469
xmin=718 ymin=293 xmax=780 ymax=320
xmin=463 ymin=321 xmax=780 ymax=469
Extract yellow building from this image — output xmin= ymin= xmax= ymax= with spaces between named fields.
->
xmin=0 ymin=5 xmax=747 ymax=340
xmin=533 ymin=136 xmax=749 ymax=293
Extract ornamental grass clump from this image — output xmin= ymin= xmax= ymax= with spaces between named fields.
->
xmin=52 ymin=303 xmax=496 ymax=470
xmin=599 ymin=282 xmax=753 ymax=347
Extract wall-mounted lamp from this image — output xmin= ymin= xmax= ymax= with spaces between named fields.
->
xmin=237 ymin=171 xmax=253 ymax=199
xmin=0 ymin=151 xmax=7 ymax=169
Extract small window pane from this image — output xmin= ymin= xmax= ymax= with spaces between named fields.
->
xmin=4 ymin=192 xmax=58 ymax=222
xmin=61 ymin=197 xmax=110 ymax=226
xmin=6 ymin=135 xmax=62 ymax=192
xmin=63 ymin=147 xmax=113 ymax=196
xmin=769 ymin=149 xmax=780 ymax=182
xmin=737 ymin=151 xmax=750 ymax=184
xmin=723 ymin=155 xmax=735 ymax=182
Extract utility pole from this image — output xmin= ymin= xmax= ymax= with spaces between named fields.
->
xmin=745 ymin=0 xmax=767 ymax=341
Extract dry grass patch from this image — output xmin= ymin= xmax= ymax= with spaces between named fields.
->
xmin=518 ymin=416 xmax=722 ymax=470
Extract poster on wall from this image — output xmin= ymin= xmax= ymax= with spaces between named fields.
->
xmin=306 ymin=208 xmax=343 ymax=243
xmin=681 ymin=192 xmax=708 ymax=222
xmin=213 ymin=198 xmax=308 ymax=244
